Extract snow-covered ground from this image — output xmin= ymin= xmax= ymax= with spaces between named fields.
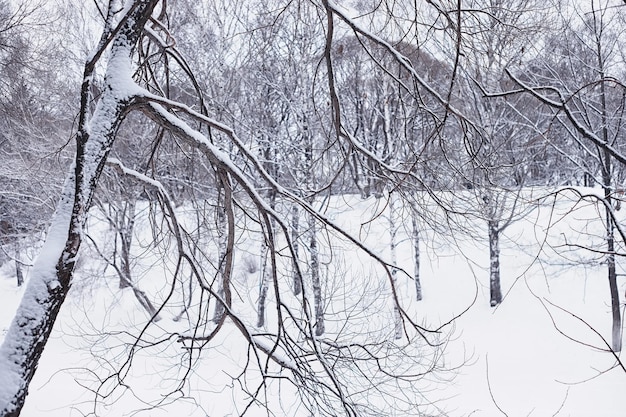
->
xmin=1 ymin=189 xmax=624 ymax=416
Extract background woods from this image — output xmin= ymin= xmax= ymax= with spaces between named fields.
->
xmin=0 ymin=1 xmax=625 ymax=416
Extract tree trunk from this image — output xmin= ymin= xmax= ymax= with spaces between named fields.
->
xmin=256 ymin=190 xmax=276 ymax=328
xmin=0 ymin=176 xmax=76 ymax=417
xmin=411 ymin=203 xmax=422 ymax=302
xmin=101 ymin=199 xmax=161 ymax=321
xmin=0 ymin=3 xmax=157 ymax=414
xmin=309 ymin=210 xmax=324 ymax=336
xmin=117 ymin=200 xmax=136 ymax=289
xmin=389 ymin=195 xmax=402 ymax=339
xmin=14 ymin=244 xmax=23 ymax=287
xmin=605 ymin=218 xmax=621 ymax=352
xmin=213 ymin=188 xmax=227 ymax=324
xmin=291 ymin=204 xmax=302 ymax=296
xmin=604 ymin=186 xmax=621 ymax=352
xmin=257 ymin=238 xmax=270 ymax=328
xmin=488 ymin=219 xmax=502 ymax=307
xmin=599 ymin=61 xmax=622 ymax=351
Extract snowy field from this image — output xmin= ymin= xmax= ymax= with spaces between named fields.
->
xmin=1 ymin=188 xmax=625 ymax=416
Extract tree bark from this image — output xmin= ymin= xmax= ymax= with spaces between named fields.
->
xmin=308 ymin=210 xmax=324 ymax=336
xmin=411 ymin=203 xmax=422 ymax=302
xmin=14 ymin=244 xmax=23 ymax=287
xmin=117 ymin=200 xmax=135 ymax=289
xmin=291 ymin=203 xmax=302 ymax=296
xmin=605 ymin=209 xmax=621 ymax=352
xmin=389 ymin=195 xmax=402 ymax=339
xmin=256 ymin=238 xmax=270 ymax=328
xmin=597 ymin=41 xmax=622 ymax=350
xmin=0 ymin=2 xmax=158 ymax=414
xmin=488 ymin=219 xmax=502 ymax=307
xmin=256 ymin=190 xmax=276 ymax=328
xmin=213 ymin=187 xmax=227 ymax=324
xmin=603 ymin=154 xmax=621 ymax=352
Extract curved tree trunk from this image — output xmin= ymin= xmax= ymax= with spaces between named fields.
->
xmin=0 ymin=3 xmax=158 ymax=414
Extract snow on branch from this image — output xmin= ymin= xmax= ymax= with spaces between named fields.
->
xmin=505 ymin=68 xmax=626 ymax=166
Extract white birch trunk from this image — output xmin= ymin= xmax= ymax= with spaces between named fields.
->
xmin=257 ymin=238 xmax=270 ymax=328
xmin=488 ymin=219 xmax=502 ymax=307
xmin=117 ymin=199 xmax=135 ymax=289
xmin=410 ymin=203 xmax=422 ymax=301
xmin=389 ymin=195 xmax=402 ymax=339
xmin=308 ymin=210 xmax=324 ymax=336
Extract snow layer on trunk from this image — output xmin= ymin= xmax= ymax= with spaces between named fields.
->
xmin=0 ymin=172 xmax=74 ymax=411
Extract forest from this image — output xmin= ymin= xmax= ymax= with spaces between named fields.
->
xmin=0 ymin=0 xmax=625 ymax=416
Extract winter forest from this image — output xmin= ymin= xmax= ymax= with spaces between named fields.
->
xmin=0 ymin=0 xmax=625 ymax=415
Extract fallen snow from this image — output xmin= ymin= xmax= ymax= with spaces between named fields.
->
xmin=0 ymin=190 xmax=624 ymax=416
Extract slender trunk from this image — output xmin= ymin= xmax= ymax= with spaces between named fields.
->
xmin=602 ymin=152 xmax=621 ymax=352
xmin=291 ymin=204 xmax=302 ymax=296
xmin=389 ymin=195 xmax=402 ymax=339
xmin=605 ymin=204 xmax=621 ymax=352
xmin=598 ymin=48 xmax=622 ymax=351
xmin=15 ymin=244 xmax=23 ymax=287
xmin=488 ymin=219 xmax=502 ymax=307
xmin=256 ymin=121 xmax=277 ymax=327
xmin=411 ymin=204 xmax=422 ymax=301
xmin=300 ymin=117 xmax=322 ymax=334
xmin=309 ymin=210 xmax=324 ymax=336
xmin=213 ymin=188 xmax=227 ymax=323
xmin=257 ymin=191 xmax=276 ymax=328
xmin=112 ymin=199 xmax=160 ymax=321
xmin=118 ymin=200 xmax=135 ymax=289
xmin=257 ymin=238 xmax=270 ymax=328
